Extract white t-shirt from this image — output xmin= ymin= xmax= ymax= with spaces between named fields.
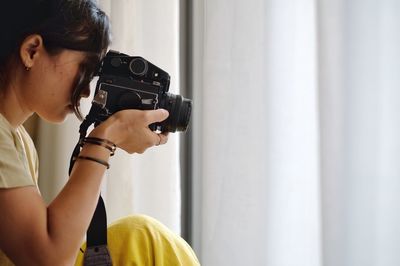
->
xmin=0 ymin=113 xmax=39 ymax=265
xmin=0 ymin=114 xmax=38 ymax=188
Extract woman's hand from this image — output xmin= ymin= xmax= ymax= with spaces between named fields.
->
xmin=89 ymin=109 xmax=170 ymax=154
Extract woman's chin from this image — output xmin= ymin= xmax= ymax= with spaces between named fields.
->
xmin=37 ymin=109 xmax=73 ymax=124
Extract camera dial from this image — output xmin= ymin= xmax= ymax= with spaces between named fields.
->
xmin=129 ymin=58 xmax=148 ymax=76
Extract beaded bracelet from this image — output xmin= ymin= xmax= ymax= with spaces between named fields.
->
xmin=75 ymin=155 xmax=110 ymax=169
xmin=79 ymin=137 xmax=117 ymax=156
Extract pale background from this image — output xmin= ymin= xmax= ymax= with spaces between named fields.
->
xmin=25 ymin=0 xmax=400 ymax=265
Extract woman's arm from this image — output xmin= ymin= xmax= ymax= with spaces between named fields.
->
xmin=0 ymin=109 xmax=168 ymax=265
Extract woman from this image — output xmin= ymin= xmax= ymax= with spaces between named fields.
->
xmin=0 ymin=0 xmax=199 ymax=265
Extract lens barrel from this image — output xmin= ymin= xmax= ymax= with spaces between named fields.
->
xmin=161 ymin=93 xmax=192 ymax=132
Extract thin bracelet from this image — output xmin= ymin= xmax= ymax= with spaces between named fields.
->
xmin=79 ymin=137 xmax=117 ymax=156
xmin=85 ymin=137 xmax=116 ymax=147
xmin=76 ymin=155 xmax=110 ymax=169
xmin=82 ymin=139 xmax=116 ymax=155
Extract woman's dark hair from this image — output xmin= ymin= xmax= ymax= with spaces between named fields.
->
xmin=0 ymin=0 xmax=111 ymax=120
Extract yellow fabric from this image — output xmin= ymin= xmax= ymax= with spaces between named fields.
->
xmin=0 ymin=113 xmax=39 ymax=188
xmin=75 ymin=215 xmax=200 ymax=266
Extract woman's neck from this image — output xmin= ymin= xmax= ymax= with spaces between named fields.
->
xmin=0 ymin=86 xmax=33 ymax=129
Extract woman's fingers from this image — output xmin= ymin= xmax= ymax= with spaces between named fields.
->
xmin=145 ymin=109 xmax=169 ymax=125
xmin=144 ymin=109 xmax=169 ymax=147
xmin=154 ymin=132 xmax=169 ymax=146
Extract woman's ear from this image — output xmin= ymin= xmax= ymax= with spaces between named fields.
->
xmin=19 ymin=34 xmax=44 ymax=69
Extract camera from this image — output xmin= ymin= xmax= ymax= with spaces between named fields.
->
xmin=87 ymin=50 xmax=192 ymax=132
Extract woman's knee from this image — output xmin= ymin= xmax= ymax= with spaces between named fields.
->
xmin=106 ymin=214 xmax=200 ymax=265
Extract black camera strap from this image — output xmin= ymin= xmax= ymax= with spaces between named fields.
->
xmin=82 ymin=196 xmax=112 ymax=266
xmin=69 ymin=103 xmax=112 ymax=266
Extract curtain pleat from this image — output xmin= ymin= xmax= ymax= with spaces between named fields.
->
xmin=192 ymin=0 xmax=400 ymax=265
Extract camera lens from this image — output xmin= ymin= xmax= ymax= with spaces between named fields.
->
xmin=161 ymin=93 xmax=192 ymax=132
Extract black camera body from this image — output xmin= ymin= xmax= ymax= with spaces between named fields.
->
xmin=89 ymin=50 xmax=191 ymax=132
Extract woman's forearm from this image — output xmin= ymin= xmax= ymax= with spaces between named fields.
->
xmin=45 ymin=143 xmax=110 ymax=263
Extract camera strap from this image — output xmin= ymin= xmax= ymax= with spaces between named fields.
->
xmin=82 ymin=196 xmax=112 ymax=266
xmin=69 ymin=103 xmax=112 ymax=265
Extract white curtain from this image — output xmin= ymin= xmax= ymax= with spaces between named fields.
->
xmin=37 ymin=0 xmax=182 ymax=233
xmin=191 ymin=0 xmax=400 ymax=266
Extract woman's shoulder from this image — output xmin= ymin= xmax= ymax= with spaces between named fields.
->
xmin=0 ymin=113 xmax=36 ymax=188
xmin=0 ymin=114 xmax=15 ymax=140
xmin=0 ymin=113 xmax=36 ymax=149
